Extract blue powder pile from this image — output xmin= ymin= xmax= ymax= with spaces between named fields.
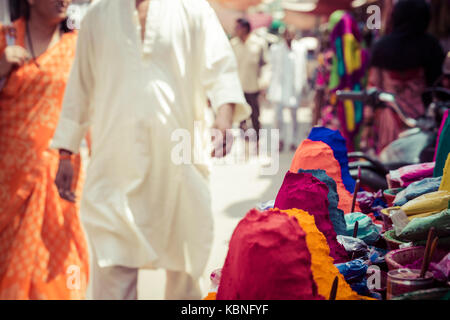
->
xmin=308 ymin=127 xmax=356 ymax=193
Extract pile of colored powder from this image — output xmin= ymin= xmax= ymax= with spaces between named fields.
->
xmin=298 ymin=169 xmax=347 ymax=236
xmin=344 ymin=212 xmax=382 ymax=245
xmin=434 ymin=116 xmax=450 ymax=178
xmin=308 ymin=127 xmax=356 ymax=193
xmin=216 ymin=209 xmax=323 ymax=300
xmin=439 ymin=154 xmax=450 ymax=192
xmin=274 ymin=208 xmax=371 ymax=300
xmin=290 ymin=139 xmax=360 ymax=213
xmin=274 ymin=171 xmax=348 ymax=263
xmin=434 ymin=109 xmax=448 ymax=162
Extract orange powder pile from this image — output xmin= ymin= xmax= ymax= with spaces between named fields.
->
xmin=290 ymin=140 xmax=361 ymax=214
xmin=273 ymin=208 xmax=372 ymax=300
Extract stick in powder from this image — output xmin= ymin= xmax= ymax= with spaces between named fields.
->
xmin=420 ymin=228 xmax=435 ymax=278
xmin=350 ymin=221 xmax=359 ymax=260
xmin=423 ymin=237 xmax=438 ymax=278
xmin=351 ymin=167 xmax=361 ymax=213
xmin=329 ymin=276 xmax=339 ymax=300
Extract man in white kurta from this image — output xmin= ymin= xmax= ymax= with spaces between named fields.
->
xmin=51 ymin=0 xmax=250 ymax=300
xmin=267 ymin=27 xmax=308 ymax=152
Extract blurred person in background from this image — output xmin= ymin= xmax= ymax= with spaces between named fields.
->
xmin=327 ymin=10 xmax=368 ymax=153
xmin=0 ymin=0 xmax=89 ymax=299
xmin=426 ymin=0 xmax=449 ymax=52
xmin=312 ymin=31 xmax=333 ymax=126
xmin=366 ymin=0 xmax=445 ymax=154
xmin=442 ymin=52 xmax=450 ymax=90
xmin=267 ymin=26 xmax=308 ymax=152
xmin=231 ymin=18 xmax=268 ymax=144
xmin=52 ymin=0 xmax=250 ymax=300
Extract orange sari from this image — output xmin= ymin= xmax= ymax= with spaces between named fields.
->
xmin=0 ymin=19 xmax=89 ymax=300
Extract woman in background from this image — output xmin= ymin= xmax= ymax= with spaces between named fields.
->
xmin=367 ymin=0 xmax=445 ymax=154
xmin=312 ymin=44 xmax=332 ymax=126
xmin=0 ymin=0 xmax=88 ymax=299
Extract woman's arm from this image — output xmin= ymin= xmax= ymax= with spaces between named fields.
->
xmin=0 ymin=45 xmax=31 ymax=77
xmin=0 ymin=23 xmax=31 ymax=77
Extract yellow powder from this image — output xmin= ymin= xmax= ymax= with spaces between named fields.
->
xmin=408 ymin=211 xmax=437 ymax=220
xmin=401 ymin=190 xmax=450 ymax=216
xmin=440 ymin=153 xmax=450 ymax=192
xmin=275 ymin=208 xmax=373 ymax=300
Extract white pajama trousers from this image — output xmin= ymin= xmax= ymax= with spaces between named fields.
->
xmin=89 ymin=248 xmax=202 ymax=300
xmin=275 ymin=103 xmax=299 ymax=144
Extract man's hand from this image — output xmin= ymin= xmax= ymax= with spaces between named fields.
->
xmin=55 ymin=151 xmax=76 ymax=202
xmin=211 ymin=103 xmax=235 ymax=158
xmin=0 ymin=46 xmax=31 ymax=77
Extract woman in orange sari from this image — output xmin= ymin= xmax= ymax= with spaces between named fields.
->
xmin=0 ymin=0 xmax=89 ymax=299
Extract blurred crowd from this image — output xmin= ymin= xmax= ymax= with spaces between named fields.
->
xmin=227 ymin=0 xmax=449 ymax=156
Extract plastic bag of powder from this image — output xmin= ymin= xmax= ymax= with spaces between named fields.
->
xmin=344 ymin=212 xmax=382 ymax=245
xmin=389 ymin=162 xmax=435 ymax=187
xmin=394 ymin=177 xmax=442 ymax=206
xmin=335 ymin=259 xmax=368 ymax=283
xmin=336 ymin=235 xmax=368 ymax=259
xmin=398 ymin=207 xmax=450 ymax=241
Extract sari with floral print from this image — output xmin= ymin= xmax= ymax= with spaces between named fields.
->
xmin=0 ymin=19 xmax=89 ymax=300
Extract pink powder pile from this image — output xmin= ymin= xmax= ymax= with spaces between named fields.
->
xmin=217 ymin=209 xmax=323 ymax=300
xmin=274 ymin=171 xmax=348 ymax=263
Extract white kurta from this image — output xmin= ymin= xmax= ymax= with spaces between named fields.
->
xmin=51 ymin=0 xmax=250 ymax=279
xmin=267 ymin=39 xmax=308 ymax=108
xmin=0 ymin=0 xmax=10 ymax=25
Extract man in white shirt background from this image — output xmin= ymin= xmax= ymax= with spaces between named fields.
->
xmin=52 ymin=0 xmax=250 ymax=300
xmin=230 ymin=18 xmax=268 ymax=146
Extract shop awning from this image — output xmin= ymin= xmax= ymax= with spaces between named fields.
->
xmin=282 ymin=0 xmax=353 ymax=16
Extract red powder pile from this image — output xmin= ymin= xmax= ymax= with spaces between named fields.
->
xmin=217 ymin=209 xmax=323 ymax=300
xmin=274 ymin=171 xmax=348 ymax=263
xmin=290 ymin=140 xmax=361 ymax=214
